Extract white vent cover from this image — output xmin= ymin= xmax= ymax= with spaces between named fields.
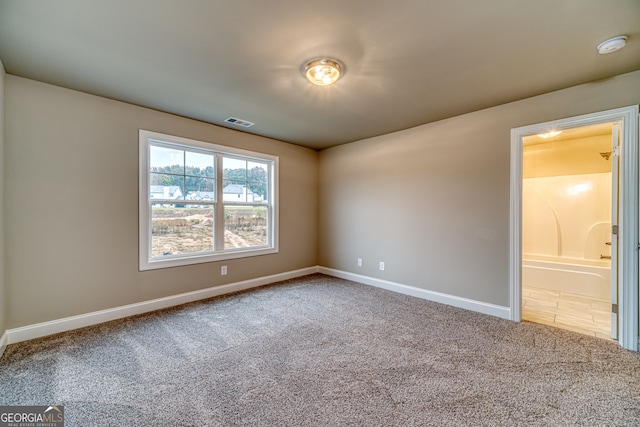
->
xmin=224 ymin=117 xmax=255 ymax=128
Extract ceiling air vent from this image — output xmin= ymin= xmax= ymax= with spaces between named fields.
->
xmin=224 ymin=117 xmax=255 ymax=128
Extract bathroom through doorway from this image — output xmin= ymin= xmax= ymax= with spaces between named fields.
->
xmin=510 ymin=105 xmax=639 ymax=351
xmin=521 ymin=122 xmax=616 ymax=339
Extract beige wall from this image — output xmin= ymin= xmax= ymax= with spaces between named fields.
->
xmin=0 ymin=60 xmax=5 ymax=337
xmin=319 ymin=70 xmax=640 ymax=307
xmin=4 ymin=70 xmax=639 ymax=330
xmin=523 ymin=135 xmax=612 ymax=178
xmin=5 ymin=76 xmax=318 ymax=329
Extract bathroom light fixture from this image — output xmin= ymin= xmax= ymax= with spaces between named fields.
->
xmin=597 ymin=36 xmax=628 ymax=54
xmin=536 ymin=130 xmax=562 ymax=139
xmin=303 ymin=58 xmax=344 ymax=86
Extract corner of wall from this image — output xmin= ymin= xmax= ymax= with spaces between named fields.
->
xmin=0 ymin=58 xmax=6 ymax=358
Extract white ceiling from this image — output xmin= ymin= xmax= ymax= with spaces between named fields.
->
xmin=1 ymin=0 xmax=639 ymax=150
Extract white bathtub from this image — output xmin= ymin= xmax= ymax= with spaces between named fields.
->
xmin=522 ymin=255 xmax=610 ymax=300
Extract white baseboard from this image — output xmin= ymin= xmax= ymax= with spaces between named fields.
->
xmin=0 ymin=331 xmax=7 ymax=359
xmin=319 ymin=267 xmax=511 ymax=320
xmin=6 ymin=266 xmax=319 ymax=345
xmin=5 ymin=265 xmax=511 ymax=347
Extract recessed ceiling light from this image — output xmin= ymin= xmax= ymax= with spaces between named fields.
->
xmin=537 ymin=130 xmax=562 ymax=139
xmin=303 ymin=58 xmax=344 ymax=86
xmin=597 ymin=36 xmax=628 ymax=54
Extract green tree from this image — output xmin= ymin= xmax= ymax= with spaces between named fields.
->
xmin=151 ymin=165 xmax=215 ymax=192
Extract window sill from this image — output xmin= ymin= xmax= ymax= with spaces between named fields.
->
xmin=139 ymin=246 xmax=278 ymax=271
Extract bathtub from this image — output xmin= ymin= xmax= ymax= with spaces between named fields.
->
xmin=522 ymin=254 xmax=610 ymax=300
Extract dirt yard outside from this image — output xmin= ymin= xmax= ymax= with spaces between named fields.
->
xmin=151 ymin=206 xmax=267 ymax=256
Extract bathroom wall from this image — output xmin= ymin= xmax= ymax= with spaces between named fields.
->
xmin=522 ymin=133 xmax=613 ymax=260
xmin=523 ymin=134 xmax=613 ymax=178
xmin=523 ymin=173 xmax=611 ymax=260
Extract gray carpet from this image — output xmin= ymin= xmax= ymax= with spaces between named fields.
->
xmin=1 ymin=273 xmax=639 ymax=426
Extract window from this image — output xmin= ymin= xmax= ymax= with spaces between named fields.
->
xmin=139 ymin=130 xmax=278 ymax=270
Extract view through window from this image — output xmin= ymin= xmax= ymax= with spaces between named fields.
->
xmin=139 ymin=130 xmax=278 ymax=270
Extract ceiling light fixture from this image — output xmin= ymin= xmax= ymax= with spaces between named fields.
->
xmin=597 ymin=36 xmax=628 ymax=54
xmin=303 ymin=58 xmax=344 ymax=86
xmin=536 ymin=130 xmax=562 ymax=139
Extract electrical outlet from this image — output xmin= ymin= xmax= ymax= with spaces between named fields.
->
xmin=379 ymin=261 xmax=385 ymax=271
xmin=357 ymin=258 xmax=363 ymax=267
xmin=221 ymin=265 xmax=227 ymax=275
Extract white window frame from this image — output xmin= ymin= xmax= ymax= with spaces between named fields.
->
xmin=139 ymin=130 xmax=278 ymax=271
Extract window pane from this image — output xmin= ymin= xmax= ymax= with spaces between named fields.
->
xmin=223 ymin=157 xmax=247 ymax=180
xmin=186 ymin=176 xmax=215 ymax=194
xmin=150 ymin=174 xmax=185 ymax=200
xmin=185 ymin=181 xmax=216 ymax=202
xmin=223 ymin=181 xmax=247 ymax=202
xmin=186 ymin=151 xmax=215 ymax=177
xmin=151 ymin=204 xmax=214 ymax=257
xmin=224 ymin=206 xmax=267 ymax=248
xmin=150 ymin=145 xmax=184 ymax=173
xmin=248 ymin=161 xmax=268 ymax=174
xmin=222 ymin=157 xmax=247 ymax=191
xmin=247 ymin=161 xmax=269 ymax=203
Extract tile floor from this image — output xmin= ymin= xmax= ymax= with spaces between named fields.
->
xmin=522 ymin=285 xmax=612 ymax=340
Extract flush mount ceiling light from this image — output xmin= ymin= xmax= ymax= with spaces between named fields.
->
xmin=303 ymin=58 xmax=344 ymax=86
xmin=597 ymin=36 xmax=628 ymax=54
xmin=536 ymin=130 xmax=562 ymax=139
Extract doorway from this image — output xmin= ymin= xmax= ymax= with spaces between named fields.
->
xmin=510 ymin=106 xmax=639 ymax=352
xmin=520 ymin=122 xmax=616 ymax=339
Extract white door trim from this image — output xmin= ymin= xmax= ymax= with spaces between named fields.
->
xmin=611 ymin=123 xmax=620 ymax=340
xmin=510 ymin=105 xmax=639 ymax=351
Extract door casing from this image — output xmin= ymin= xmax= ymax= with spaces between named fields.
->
xmin=510 ymin=105 xmax=639 ymax=351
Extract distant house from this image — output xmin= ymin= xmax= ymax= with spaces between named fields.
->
xmin=150 ymin=185 xmax=183 ymax=200
xmin=169 ymin=185 xmax=263 ymax=203
xmin=185 ymin=191 xmax=215 ymax=202
xmin=223 ymin=184 xmax=262 ymax=202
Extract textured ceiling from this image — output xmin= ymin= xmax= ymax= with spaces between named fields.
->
xmin=1 ymin=0 xmax=639 ymax=150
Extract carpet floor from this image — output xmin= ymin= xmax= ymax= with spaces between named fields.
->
xmin=1 ymin=273 xmax=640 ymax=426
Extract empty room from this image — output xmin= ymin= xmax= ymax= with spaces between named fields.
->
xmin=1 ymin=1 xmax=640 ymax=425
